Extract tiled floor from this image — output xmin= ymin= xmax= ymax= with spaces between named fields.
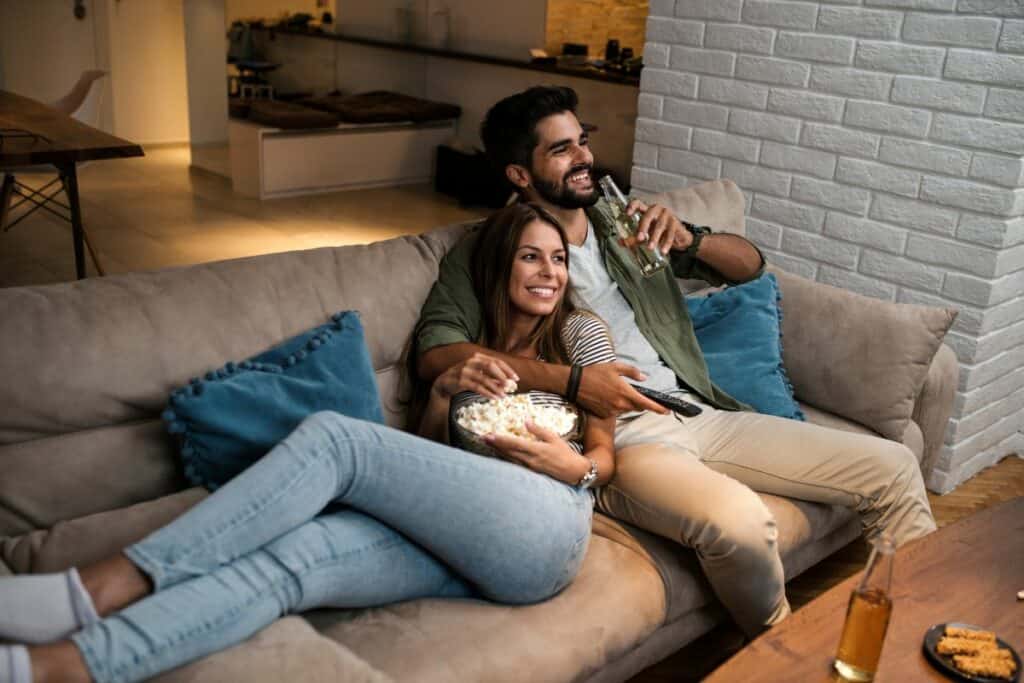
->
xmin=0 ymin=145 xmax=488 ymax=288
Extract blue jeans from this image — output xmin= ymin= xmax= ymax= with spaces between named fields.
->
xmin=72 ymin=412 xmax=593 ymax=683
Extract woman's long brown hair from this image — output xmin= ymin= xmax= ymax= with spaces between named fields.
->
xmin=471 ymin=202 xmax=576 ymax=364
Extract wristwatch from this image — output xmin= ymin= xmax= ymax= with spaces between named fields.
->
xmin=576 ymin=457 xmax=599 ymax=489
xmin=682 ymin=222 xmax=710 ymax=258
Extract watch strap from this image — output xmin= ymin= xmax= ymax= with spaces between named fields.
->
xmin=682 ymin=222 xmax=709 ymax=258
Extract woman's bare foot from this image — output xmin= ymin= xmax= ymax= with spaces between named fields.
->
xmin=78 ymin=553 xmax=153 ymax=617
xmin=29 ymin=641 xmax=92 ymax=683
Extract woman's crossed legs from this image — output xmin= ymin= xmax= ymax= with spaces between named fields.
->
xmin=2 ymin=412 xmax=593 ymax=683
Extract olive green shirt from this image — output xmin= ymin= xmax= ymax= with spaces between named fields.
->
xmin=414 ymin=198 xmax=765 ymax=411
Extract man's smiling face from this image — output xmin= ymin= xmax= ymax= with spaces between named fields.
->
xmin=526 ymin=111 xmax=599 ymax=209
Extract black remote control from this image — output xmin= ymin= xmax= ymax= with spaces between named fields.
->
xmin=631 ymin=385 xmax=703 ymax=417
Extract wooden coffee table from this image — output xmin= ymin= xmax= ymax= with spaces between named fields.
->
xmin=706 ymin=496 xmax=1023 ymax=682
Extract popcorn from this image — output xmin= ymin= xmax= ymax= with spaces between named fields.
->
xmin=455 ymin=394 xmax=576 ymax=440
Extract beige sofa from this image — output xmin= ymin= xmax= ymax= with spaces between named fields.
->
xmin=0 ymin=180 xmax=957 ymax=682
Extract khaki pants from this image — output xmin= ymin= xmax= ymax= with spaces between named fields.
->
xmin=595 ymin=401 xmax=935 ymax=636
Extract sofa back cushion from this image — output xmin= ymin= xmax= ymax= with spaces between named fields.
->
xmin=645 ymin=178 xmax=747 ymax=236
xmin=772 ymin=267 xmax=956 ymax=442
xmin=0 ymin=226 xmax=468 ymax=535
xmin=0 ymin=180 xmax=744 ymax=537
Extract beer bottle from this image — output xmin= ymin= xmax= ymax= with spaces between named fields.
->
xmin=834 ymin=533 xmax=895 ymax=682
xmin=597 ymin=175 xmax=668 ymax=277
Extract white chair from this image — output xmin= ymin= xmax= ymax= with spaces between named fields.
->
xmin=1 ymin=70 xmax=108 ymax=275
xmin=50 ymin=69 xmax=107 ymax=122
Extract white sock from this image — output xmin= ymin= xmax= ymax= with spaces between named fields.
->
xmin=0 ymin=568 xmax=99 ymax=644
xmin=0 ymin=645 xmax=31 ymax=683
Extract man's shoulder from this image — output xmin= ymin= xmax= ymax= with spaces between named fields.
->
xmin=441 ymin=223 xmax=483 ymax=268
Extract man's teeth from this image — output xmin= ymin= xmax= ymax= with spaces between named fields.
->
xmin=569 ymin=171 xmax=590 ymax=183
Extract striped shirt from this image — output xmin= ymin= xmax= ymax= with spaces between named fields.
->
xmin=451 ymin=310 xmax=616 ymax=453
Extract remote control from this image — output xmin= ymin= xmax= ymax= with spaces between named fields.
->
xmin=631 ymin=385 xmax=703 ymax=417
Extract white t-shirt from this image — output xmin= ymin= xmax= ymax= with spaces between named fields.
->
xmin=568 ymin=221 xmax=680 ymax=395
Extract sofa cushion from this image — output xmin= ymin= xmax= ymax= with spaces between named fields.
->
xmin=246 ymin=100 xmax=341 ymax=129
xmin=0 ymin=233 xmax=449 ymax=444
xmin=686 ymin=274 xmax=804 ymax=420
xmin=647 ymin=179 xmax=747 ymax=236
xmin=0 ymin=488 xmax=207 ymax=573
xmin=301 ymin=91 xmax=462 ymax=124
xmin=772 ymin=268 xmax=956 ymax=442
xmin=0 ymin=421 xmax=183 ymax=537
xmin=307 ymin=529 xmax=666 ymax=683
xmin=152 ymin=617 xmax=391 ymax=683
xmin=800 ymin=403 xmax=925 ymax=463
xmin=164 ymin=311 xmax=383 ymax=489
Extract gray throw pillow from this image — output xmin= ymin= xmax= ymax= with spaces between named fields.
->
xmin=771 ymin=267 xmax=957 ymax=441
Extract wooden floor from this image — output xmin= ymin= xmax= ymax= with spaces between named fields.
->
xmin=629 ymin=454 xmax=1024 ymax=682
xmin=1 ymin=145 xmax=487 ymax=288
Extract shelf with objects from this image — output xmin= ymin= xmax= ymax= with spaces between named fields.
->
xmin=225 ymin=20 xmax=462 ymax=199
xmin=249 ymin=23 xmax=642 ymax=87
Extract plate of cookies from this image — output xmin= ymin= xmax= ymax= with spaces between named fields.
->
xmin=923 ymin=623 xmax=1020 ymax=682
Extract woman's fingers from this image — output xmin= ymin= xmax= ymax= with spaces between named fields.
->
xmin=484 ymin=433 xmax=537 ymax=463
xmin=524 ymin=419 xmax=560 ymax=443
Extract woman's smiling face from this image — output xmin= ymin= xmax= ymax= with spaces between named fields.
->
xmin=508 ymin=219 xmax=568 ymax=320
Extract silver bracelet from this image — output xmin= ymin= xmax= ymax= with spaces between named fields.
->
xmin=576 ymin=457 xmax=599 ymax=489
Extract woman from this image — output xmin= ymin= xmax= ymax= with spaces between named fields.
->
xmin=0 ymin=203 xmax=617 ymax=683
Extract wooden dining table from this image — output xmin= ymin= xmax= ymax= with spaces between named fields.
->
xmin=0 ymin=89 xmax=144 ymax=279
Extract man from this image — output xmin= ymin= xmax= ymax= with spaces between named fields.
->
xmin=414 ymin=86 xmax=935 ymax=636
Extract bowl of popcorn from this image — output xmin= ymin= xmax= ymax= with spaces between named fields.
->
xmin=449 ymin=386 xmax=582 ymax=459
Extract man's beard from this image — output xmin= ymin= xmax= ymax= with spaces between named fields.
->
xmin=532 ymin=165 xmax=600 ymax=209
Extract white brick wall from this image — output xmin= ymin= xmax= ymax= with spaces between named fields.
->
xmin=634 ymin=0 xmax=1024 ymax=492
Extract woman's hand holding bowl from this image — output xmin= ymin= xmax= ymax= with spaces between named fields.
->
xmin=485 ymin=420 xmax=588 ymax=485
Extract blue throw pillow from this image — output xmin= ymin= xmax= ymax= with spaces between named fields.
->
xmin=162 ymin=311 xmax=384 ymax=489
xmin=685 ymin=274 xmax=805 ymax=421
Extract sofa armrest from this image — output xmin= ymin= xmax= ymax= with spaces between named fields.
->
xmin=771 ymin=267 xmax=956 ymax=444
xmin=912 ymin=343 xmax=958 ymax=478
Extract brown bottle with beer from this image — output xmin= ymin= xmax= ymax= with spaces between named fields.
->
xmin=834 ymin=533 xmax=895 ymax=682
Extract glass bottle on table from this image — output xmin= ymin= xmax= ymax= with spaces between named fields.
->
xmin=597 ymin=175 xmax=668 ymax=277
xmin=834 ymin=533 xmax=895 ymax=682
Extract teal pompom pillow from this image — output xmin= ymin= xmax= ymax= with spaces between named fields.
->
xmin=162 ymin=311 xmax=384 ymax=489
xmin=686 ymin=274 xmax=804 ymax=421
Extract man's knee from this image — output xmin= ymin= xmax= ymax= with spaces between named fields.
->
xmin=695 ymin=488 xmax=779 ymax=562
xmin=869 ymin=440 xmax=924 ymax=493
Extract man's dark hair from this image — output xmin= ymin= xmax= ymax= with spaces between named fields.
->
xmin=480 ymin=86 xmax=579 ymax=171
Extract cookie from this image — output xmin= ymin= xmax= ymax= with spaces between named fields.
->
xmin=952 ymin=653 xmax=1016 ymax=680
xmin=945 ymin=625 xmax=998 ymax=642
xmin=937 ymin=636 xmax=999 ymax=656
